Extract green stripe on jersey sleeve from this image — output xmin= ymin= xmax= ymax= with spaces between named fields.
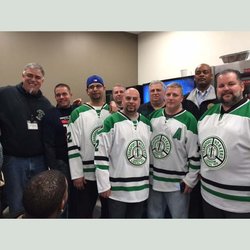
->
xmin=231 ymin=101 xmax=250 ymax=118
xmin=99 ymin=112 xmax=127 ymax=133
xmin=96 ymin=164 xmax=109 ymax=170
xmin=199 ymin=104 xmax=221 ymax=121
xmin=69 ymin=104 xmax=92 ymax=123
xmin=140 ymin=114 xmax=152 ymax=131
xmin=175 ymin=111 xmax=198 ymax=134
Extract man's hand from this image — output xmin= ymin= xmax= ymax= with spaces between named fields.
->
xmin=109 ymin=101 xmax=118 ymax=113
xmin=100 ymin=189 xmax=111 ymax=198
xmin=73 ymin=177 xmax=86 ymax=190
xmin=72 ymin=98 xmax=82 ymax=106
xmin=183 ymin=182 xmax=192 ymax=194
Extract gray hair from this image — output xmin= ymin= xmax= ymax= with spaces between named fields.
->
xmin=149 ymin=80 xmax=166 ymax=90
xmin=23 ymin=63 xmax=45 ymax=76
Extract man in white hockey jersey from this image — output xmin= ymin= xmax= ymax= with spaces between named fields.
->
xmin=95 ymin=88 xmax=152 ymax=218
xmin=67 ymin=75 xmax=110 ymax=218
xmin=148 ymin=83 xmax=200 ymax=218
xmin=198 ymin=69 xmax=250 ymax=218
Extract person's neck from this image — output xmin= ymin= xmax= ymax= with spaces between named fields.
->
xmin=22 ymin=85 xmax=38 ymax=95
xmin=57 ymin=104 xmax=71 ymax=109
xmin=151 ymin=100 xmax=165 ymax=110
xmin=122 ymin=111 xmax=139 ymax=120
xmin=89 ymin=100 xmax=104 ymax=107
xmin=117 ymin=102 xmax=123 ymax=109
xmin=197 ymin=85 xmax=210 ymax=93
xmin=222 ymin=105 xmax=231 ymax=112
xmin=165 ymin=106 xmax=182 ymax=116
xmin=222 ymin=97 xmax=245 ymax=112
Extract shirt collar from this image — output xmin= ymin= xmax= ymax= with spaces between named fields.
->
xmin=196 ymin=85 xmax=213 ymax=96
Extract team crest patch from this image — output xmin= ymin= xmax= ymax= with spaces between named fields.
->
xmin=91 ymin=125 xmax=103 ymax=146
xmin=36 ymin=109 xmax=45 ymax=121
xmin=151 ymin=134 xmax=171 ymax=159
xmin=201 ymin=136 xmax=227 ymax=169
xmin=126 ymin=139 xmax=147 ymax=166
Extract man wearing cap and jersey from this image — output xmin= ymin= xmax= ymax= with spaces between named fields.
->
xmin=67 ymin=75 xmax=110 ymax=218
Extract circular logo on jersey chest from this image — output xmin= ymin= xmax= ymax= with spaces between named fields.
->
xmin=126 ymin=140 xmax=147 ymax=166
xmin=151 ymin=134 xmax=171 ymax=159
xmin=201 ymin=136 xmax=227 ymax=169
xmin=91 ymin=125 xmax=103 ymax=146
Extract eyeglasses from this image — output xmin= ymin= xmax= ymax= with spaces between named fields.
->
xmin=24 ymin=73 xmax=43 ymax=81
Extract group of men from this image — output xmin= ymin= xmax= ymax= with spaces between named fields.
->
xmin=0 ymin=62 xmax=250 ymax=219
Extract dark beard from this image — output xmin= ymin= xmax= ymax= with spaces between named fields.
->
xmin=219 ymin=93 xmax=243 ymax=107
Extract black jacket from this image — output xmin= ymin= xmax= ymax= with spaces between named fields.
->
xmin=42 ymin=105 xmax=77 ymax=180
xmin=138 ymin=101 xmax=155 ymax=118
xmin=0 ymin=83 xmax=52 ymax=157
xmin=182 ymin=86 xmax=218 ymax=120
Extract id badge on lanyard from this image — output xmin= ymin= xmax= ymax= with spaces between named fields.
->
xmin=27 ymin=114 xmax=38 ymax=130
xmin=27 ymin=120 xmax=38 ymax=130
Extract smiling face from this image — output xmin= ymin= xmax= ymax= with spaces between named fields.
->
xmin=216 ymin=71 xmax=244 ymax=110
xmin=86 ymin=83 xmax=105 ymax=103
xmin=22 ymin=67 xmax=44 ymax=94
xmin=149 ymin=82 xmax=166 ymax=107
xmin=122 ymin=88 xmax=141 ymax=118
xmin=112 ymin=85 xmax=126 ymax=106
xmin=55 ymin=86 xmax=72 ymax=109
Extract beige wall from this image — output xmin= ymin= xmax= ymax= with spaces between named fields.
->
xmin=138 ymin=32 xmax=250 ymax=84
xmin=0 ymin=32 xmax=138 ymax=105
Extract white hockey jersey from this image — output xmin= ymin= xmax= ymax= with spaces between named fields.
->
xmin=67 ymin=103 xmax=110 ymax=181
xmin=95 ymin=111 xmax=152 ymax=203
xmin=198 ymin=99 xmax=250 ymax=213
xmin=150 ymin=108 xmax=200 ymax=192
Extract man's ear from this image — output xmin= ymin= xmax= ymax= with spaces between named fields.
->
xmin=60 ymin=186 xmax=68 ymax=211
xmin=60 ymin=199 xmax=65 ymax=212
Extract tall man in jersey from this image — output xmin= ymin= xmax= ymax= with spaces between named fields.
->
xmin=95 ymin=88 xmax=152 ymax=218
xmin=148 ymin=83 xmax=200 ymax=218
xmin=67 ymin=75 xmax=110 ymax=218
xmin=198 ymin=69 xmax=250 ymax=218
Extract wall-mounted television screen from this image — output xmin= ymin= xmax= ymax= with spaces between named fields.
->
xmin=142 ymin=76 xmax=195 ymax=104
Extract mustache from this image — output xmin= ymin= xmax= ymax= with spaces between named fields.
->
xmin=221 ymin=91 xmax=233 ymax=96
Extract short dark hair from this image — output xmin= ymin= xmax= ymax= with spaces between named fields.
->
xmin=195 ymin=63 xmax=212 ymax=74
xmin=23 ymin=170 xmax=67 ymax=218
xmin=54 ymin=83 xmax=71 ymax=94
xmin=215 ymin=69 xmax=241 ymax=82
xmin=112 ymin=84 xmax=126 ymax=94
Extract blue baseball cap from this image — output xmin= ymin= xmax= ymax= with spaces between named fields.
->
xmin=86 ymin=75 xmax=104 ymax=87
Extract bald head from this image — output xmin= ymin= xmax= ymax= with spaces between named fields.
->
xmin=122 ymin=88 xmax=141 ymax=119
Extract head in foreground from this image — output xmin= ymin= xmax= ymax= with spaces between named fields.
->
xmin=23 ymin=170 xmax=68 ymax=218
